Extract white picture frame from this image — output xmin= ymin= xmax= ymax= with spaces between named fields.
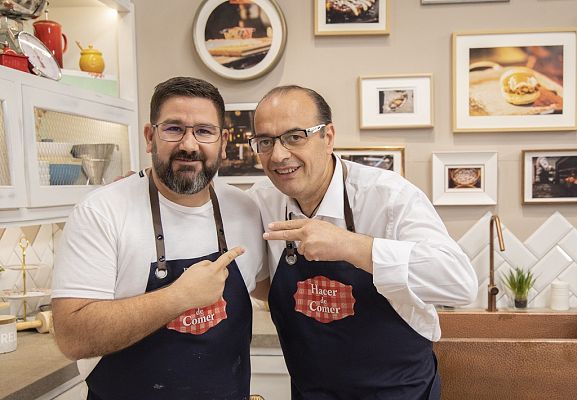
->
xmin=522 ymin=149 xmax=577 ymax=204
xmin=432 ymin=151 xmax=498 ymax=205
xmin=334 ymin=147 xmax=405 ymax=176
xmin=315 ymin=0 xmax=389 ymax=36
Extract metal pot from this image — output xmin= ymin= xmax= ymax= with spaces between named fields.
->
xmin=0 ymin=0 xmax=47 ymax=20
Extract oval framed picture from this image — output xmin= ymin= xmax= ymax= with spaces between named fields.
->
xmin=193 ymin=0 xmax=287 ymax=80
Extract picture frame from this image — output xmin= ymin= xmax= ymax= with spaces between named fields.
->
xmin=359 ymin=74 xmax=433 ymax=129
xmin=192 ymin=0 xmax=287 ymax=80
xmin=334 ymin=147 xmax=405 ymax=176
xmin=422 ymin=0 xmax=508 ymax=4
xmin=522 ymin=149 xmax=577 ymax=204
xmin=432 ymin=152 xmax=498 ymax=205
xmin=452 ymin=29 xmax=577 ymax=132
xmin=217 ymin=103 xmax=267 ymax=184
xmin=314 ymin=0 xmax=389 ymax=36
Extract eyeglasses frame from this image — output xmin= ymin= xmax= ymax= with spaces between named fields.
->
xmin=152 ymin=122 xmax=223 ymax=143
xmin=248 ymin=123 xmax=327 ymax=154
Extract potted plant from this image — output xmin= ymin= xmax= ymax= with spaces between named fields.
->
xmin=502 ymin=267 xmax=536 ymax=309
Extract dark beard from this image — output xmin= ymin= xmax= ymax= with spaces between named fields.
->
xmin=152 ymin=141 xmax=221 ymax=194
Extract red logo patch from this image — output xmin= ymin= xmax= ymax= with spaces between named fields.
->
xmin=294 ymin=276 xmax=355 ymax=323
xmin=166 ymin=297 xmax=227 ymax=335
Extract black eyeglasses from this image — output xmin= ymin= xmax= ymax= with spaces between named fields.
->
xmin=152 ymin=122 xmax=222 ymax=143
xmin=248 ymin=124 xmax=326 ymax=154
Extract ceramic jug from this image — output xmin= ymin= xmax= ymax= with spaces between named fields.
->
xmin=33 ymin=19 xmax=68 ymax=68
xmin=76 ymin=42 xmax=105 ymax=74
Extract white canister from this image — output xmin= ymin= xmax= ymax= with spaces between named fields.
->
xmin=0 ymin=315 xmax=17 ymax=354
xmin=550 ymin=280 xmax=570 ymax=311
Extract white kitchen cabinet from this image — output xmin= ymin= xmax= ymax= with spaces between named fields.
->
xmin=251 ymin=349 xmax=291 ymax=400
xmin=0 ymin=0 xmax=139 ymax=226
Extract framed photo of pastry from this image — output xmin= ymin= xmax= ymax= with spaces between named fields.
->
xmin=193 ymin=0 xmax=287 ymax=80
xmin=334 ymin=147 xmax=405 ymax=176
xmin=453 ymin=29 xmax=577 ymax=132
xmin=314 ymin=0 xmax=389 ymax=36
xmin=522 ymin=149 xmax=577 ymax=204
xmin=216 ymin=103 xmax=267 ymax=184
xmin=359 ymin=74 xmax=433 ymax=129
xmin=432 ymin=152 xmax=498 ymax=205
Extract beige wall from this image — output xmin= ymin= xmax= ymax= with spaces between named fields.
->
xmin=134 ymin=0 xmax=577 ymax=240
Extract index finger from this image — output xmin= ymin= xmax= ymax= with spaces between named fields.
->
xmin=267 ymin=219 xmax=308 ymax=231
xmin=213 ymin=246 xmax=245 ymax=269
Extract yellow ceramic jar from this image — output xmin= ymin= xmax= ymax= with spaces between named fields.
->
xmin=79 ymin=44 xmax=105 ymax=74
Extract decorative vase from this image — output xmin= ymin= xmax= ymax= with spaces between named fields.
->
xmin=514 ymin=298 xmax=528 ymax=309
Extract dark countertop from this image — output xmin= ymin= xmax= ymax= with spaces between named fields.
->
xmin=0 ymin=310 xmax=279 ymax=400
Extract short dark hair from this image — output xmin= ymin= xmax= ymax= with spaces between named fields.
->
xmin=257 ymin=85 xmax=332 ymax=125
xmin=149 ymin=77 xmax=225 ymax=126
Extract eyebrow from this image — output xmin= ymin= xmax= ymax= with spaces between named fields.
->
xmin=254 ymin=127 xmax=304 ymax=138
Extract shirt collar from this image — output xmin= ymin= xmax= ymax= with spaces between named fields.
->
xmin=286 ymin=154 xmax=344 ymax=220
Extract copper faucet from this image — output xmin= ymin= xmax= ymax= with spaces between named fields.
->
xmin=488 ymin=215 xmax=506 ymax=312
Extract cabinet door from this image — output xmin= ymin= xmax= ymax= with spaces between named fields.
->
xmin=22 ymin=86 xmax=138 ymax=207
xmin=0 ymin=78 xmax=26 ymax=208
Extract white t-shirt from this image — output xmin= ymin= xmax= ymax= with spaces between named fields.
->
xmin=248 ymin=156 xmax=478 ymax=341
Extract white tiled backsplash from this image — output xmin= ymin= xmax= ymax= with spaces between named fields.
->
xmin=1 ymin=213 xmax=576 ymax=315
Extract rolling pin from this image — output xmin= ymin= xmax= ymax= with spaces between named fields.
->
xmin=16 ymin=311 xmax=53 ymax=334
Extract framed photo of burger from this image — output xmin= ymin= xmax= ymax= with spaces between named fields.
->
xmin=522 ymin=149 xmax=577 ymax=204
xmin=193 ymin=0 xmax=287 ymax=80
xmin=315 ymin=0 xmax=389 ymax=36
xmin=334 ymin=147 xmax=405 ymax=176
xmin=359 ymin=74 xmax=434 ymax=129
xmin=452 ymin=29 xmax=577 ymax=132
xmin=432 ymin=152 xmax=498 ymax=206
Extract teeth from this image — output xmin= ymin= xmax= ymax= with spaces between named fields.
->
xmin=276 ymin=167 xmax=298 ymax=175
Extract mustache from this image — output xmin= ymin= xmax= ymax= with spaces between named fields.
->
xmin=170 ymin=151 xmax=205 ymax=162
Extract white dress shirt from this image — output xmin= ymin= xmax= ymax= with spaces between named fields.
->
xmin=248 ymin=156 xmax=478 ymax=341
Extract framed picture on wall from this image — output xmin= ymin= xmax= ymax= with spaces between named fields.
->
xmin=359 ymin=74 xmax=433 ymax=129
xmin=422 ymin=0 xmax=508 ymax=4
xmin=334 ymin=147 xmax=405 ymax=176
xmin=314 ymin=0 xmax=389 ymax=36
xmin=216 ymin=103 xmax=267 ymax=184
xmin=432 ymin=152 xmax=498 ymax=205
xmin=522 ymin=149 xmax=577 ymax=204
xmin=453 ymin=29 xmax=577 ymax=132
xmin=192 ymin=0 xmax=287 ymax=80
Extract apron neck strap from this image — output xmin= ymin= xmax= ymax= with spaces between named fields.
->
xmin=340 ymin=159 xmax=356 ymax=233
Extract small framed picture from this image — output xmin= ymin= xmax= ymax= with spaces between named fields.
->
xmin=522 ymin=149 xmax=577 ymax=204
xmin=432 ymin=152 xmax=498 ymax=205
xmin=314 ymin=0 xmax=389 ymax=36
xmin=192 ymin=0 xmax=287 ymax=80
xmin=453 ymin=29 xmax=577 ymax=132
xmin=422 ymin=0 xmax=508 ymax=4
xmin=334 ymin=147 xmax=405 ymax=176
xmin=359 ymin=74 xmax=433 ymax=129
xmin=217 ymin=103 xmax=267 ymax=184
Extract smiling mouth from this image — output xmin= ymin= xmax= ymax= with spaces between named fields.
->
xmin=274 ymin=166 xmax=300 ymax=175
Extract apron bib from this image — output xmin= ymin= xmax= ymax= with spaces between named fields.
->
xmin=268 ymin=161 xmax=440 ymax=400
xmin=86 ymin=171 xmax=252 ymax=400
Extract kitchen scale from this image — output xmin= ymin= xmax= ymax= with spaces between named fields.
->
xmin=0 ymin=0 xmax=61 ymax=80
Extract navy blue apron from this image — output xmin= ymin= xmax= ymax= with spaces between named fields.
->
xmin=86 ymin=171 xmax=252 ymax=400
xmin=268 ymin=161 xmax=440 ymax=400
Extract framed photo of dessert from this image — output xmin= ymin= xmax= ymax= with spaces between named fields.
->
xmin=334 ymin=147 xmax=405 ymax=176
xmin=192 ymin=0 xmax=287 ymax=80
xmin=522 ymin=149 xmax=577 ymax=204
xmin=216 ymin=103 xmax=267 ymax=184
xmin=315 ymin=0 xmax=389 ymax=36
xmin=453 ymin=29 xmax=577 ymax=132
xmin=359 ymin=74 xmax=433 ymax=129
xmin=432 ymin=152 xmax=498 ymax=205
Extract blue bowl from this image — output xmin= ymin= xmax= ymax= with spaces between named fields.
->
xmin=49 ymin=163 xmax=82 ymax=185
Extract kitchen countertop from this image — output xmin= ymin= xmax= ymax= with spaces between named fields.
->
xmin=0 ymin=310 xmax=279 ymax=400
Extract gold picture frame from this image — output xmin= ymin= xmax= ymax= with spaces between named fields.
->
xmin=334 ymin=147 xmax=405 ymax=176
xmin=452 ymin=28 xmax=577 ymax=132
xmin=314 ymin=0 xmax=389 ymax=36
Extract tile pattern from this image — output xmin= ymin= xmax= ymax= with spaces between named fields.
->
xmin=458 ymin=212 xmax=577 ymax=310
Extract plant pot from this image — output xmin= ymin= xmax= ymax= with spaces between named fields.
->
xmin=514 ymin=298 xmax=528 ymax=309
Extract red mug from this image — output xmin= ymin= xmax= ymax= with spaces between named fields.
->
xmin=33 ymin=20 xmax=68 ymax=68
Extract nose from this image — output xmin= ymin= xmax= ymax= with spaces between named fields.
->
xmin=178 ymin=128 xmax=200 ymax=151
xmin=269 ymin=139 xmax=291 ymax=163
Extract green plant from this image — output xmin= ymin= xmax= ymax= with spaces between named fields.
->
xmin=502 ymin=267 xmax=536 ymax=302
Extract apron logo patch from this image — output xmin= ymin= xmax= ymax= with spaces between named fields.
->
xmin=294 ymin=276 xmax=355 ymax=323
xmin=166 ymin=297 xmax=227 ymax=335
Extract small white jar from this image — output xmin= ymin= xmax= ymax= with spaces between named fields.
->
xmin=550 ymin=280 xmax=570 ymax=311
xmin=0 ymin=315 xmax=17 ymax=354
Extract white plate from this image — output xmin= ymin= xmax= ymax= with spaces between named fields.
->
xmin=1 ymin=289 xmax=51 ymax=300
xmin=17 ymin=31 xmax=61 ymax=81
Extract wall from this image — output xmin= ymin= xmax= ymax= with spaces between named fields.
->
xmin=133 ymin=0 xmax=577 ymax=241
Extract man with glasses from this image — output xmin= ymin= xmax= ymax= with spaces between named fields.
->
xmin=248 ymin=85 xmax=478 ymax=399
xmin=52 ymin=77 xmax=267 ymax=399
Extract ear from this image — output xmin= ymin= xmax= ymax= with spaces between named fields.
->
xmin=220 ymin=129 xmax=229 ymax=159
xmin=144 ymin=123 xmax=154 ymax=153
xmin=324 ymin=123 xmax=335 ymax=155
